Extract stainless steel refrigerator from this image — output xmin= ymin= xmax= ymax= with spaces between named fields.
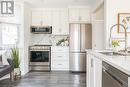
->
xmin=69 ymin=23 xmax=92 ymax=72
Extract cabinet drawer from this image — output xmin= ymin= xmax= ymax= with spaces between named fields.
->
xmin=51 ymin=61 xmax=69 ymax=69
xmin=51 ymin=46 xmax=69 ymax=52
xmin=51 ymin=53 xmax=69 ymax=60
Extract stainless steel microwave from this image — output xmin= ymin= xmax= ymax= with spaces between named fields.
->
xmin=31 ymin=26 xmax=52 ymax=34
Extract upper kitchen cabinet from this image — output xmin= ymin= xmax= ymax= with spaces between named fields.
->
xmin=42 ymin=9 xmax=52 ymax=26
xmin=31 ymin=9 xmax=42 ymax=26
xmin=52 ymin=8 xmax=69 ymax=35
xmin=69 ymin=7 xmax=91 ymax=23
xmin=31 ymin=9 xmax=52 ymax=26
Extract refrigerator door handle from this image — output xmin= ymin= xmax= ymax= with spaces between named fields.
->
xmin=80 ymin=24 xmax=81 ymax=52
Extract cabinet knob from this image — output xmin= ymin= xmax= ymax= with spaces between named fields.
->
xmin=59 ymin=28 xmax=61 ymax=32
xmin=40 ymin=21 xmax=43 ymax=25
xmin=58 ymin=64 xmax=62 ymax=65
xmin=58 ymin=49 xmax=62 ymax=51
xmin=58 ymin=56 xmax=62 ymax=57
xmin=79 ymin=16 xmax=81 ymax=21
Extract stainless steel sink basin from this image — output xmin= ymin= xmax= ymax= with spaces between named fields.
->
xmin=99 ymin=52 xmax=126 ymax=56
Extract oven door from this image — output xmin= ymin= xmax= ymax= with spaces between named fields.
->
xmin=30 ymin=51 xmax=50 ymax=65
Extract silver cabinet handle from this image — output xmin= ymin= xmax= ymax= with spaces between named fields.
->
xmin=91 ymin=58 xmax=93 ymax=67
xmin=58 ymin=64 xmax=62 ymax=65
xmin=58 ymin=50 xmax=62 ymax=51
xmin=58 ymin=56 xmax=62 ymax=57
xmin=79 ymin=16 xmax=81 ymax=21
xmin=59 ymin=28 xmax=61 ymax=32
xmin=40 ymin=20 xmax=43 ymax=25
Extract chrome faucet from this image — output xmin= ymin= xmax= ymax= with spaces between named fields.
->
xmin=109 ymin=24 xmax=127 ymax=52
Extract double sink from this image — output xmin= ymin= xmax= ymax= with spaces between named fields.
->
xmin=99 ymin=51 xmax=130 ymax=56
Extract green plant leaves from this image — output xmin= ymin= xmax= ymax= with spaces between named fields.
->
xmin=11 ymin=48 xmax=20 ymax=68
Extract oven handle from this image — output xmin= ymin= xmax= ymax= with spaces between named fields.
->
xmin=103 ymin=67 xmax=128 ymax=87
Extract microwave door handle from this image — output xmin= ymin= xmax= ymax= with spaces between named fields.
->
xmin=103 ymin=69 xmax=126 ymax=87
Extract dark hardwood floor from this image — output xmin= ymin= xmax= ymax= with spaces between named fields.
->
xmin=0 ymin=71 xmax=86 ymax=87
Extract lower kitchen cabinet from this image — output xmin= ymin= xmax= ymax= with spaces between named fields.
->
xmin=87 ymin=52 xmax=102 ymax=87
xmin=51 ymin=46 xmax=69 ymax=70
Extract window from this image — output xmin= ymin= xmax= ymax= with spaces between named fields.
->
xmin=0 ymin=23 xmax=19 ymax=45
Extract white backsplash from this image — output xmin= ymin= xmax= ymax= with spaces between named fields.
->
xmin=51 ymin=35 xmax=69 ymax=46
xmin=31 ymin=34 xmax=52 ymax=45
xmin=31 ymin=34 xmax=69 ymax=46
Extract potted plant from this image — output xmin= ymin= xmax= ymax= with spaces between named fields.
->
xmin=11 ymin=47 xmax=21 ymax=79
xmin=112 ymin=40 xmax=120 ymax=52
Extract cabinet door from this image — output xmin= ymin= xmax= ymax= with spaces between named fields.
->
xmin=69 ymin=8 xmax=79 ymax=22
xmin=42 ymin=9 xmax=52 ymax=26
xmin=51 ymin=60 xmax=69 ymax=70
xmin=60 ymin=8 xmax=69 ymax=35
xmin=87 ymin=53 xmax=102 ymax=87
xmin=92 ymin=20 xmax=104 ymax=50
xmin=52 ymin=9 xmax=60 ymax=35
xmin=79 ymin=8 xmax=90 ymax=23
xmin=31 ymin=11 xmax=42 ymax=26
xmin=93 ymin=57 xmax=102 ymax=87
xmin=87 ymin=54 xmax=94 ymax=87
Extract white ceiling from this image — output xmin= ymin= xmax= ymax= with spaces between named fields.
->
xmin=23 ymin=0 xmax=94 ymax=8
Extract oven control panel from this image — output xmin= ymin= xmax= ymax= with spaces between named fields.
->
xmin=29 ymin=45 xmax=51 ymax=51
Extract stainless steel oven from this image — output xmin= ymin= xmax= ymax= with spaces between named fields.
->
xmin=31 ymin=26 xmax=52 ymax=34
xmin=29 ymin=45 xmax=51 ymax=71
xmin=102 ymin=62 xmax=128 ymax=87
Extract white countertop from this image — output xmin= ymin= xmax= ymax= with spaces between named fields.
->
xmin=87 ymin=50 xmax=130 ymax=76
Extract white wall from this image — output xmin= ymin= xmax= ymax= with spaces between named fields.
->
xmin=15 ymin=1 xmax=31 ymax=75
xmin=92 ymin=3 xmax=105 ymax=50
xmin=20 ymin=2 xmax=31 ymax=75
xmin=23 ymin=2 xmax=31 ymax=74
xmin=23 ymin=0 xmax=90 ymax=8
xmin=105 ymin=0 xmax=130 ymax=49
xmin=91 ymin=0 xmax=104 ymax=12
xmin=94 ymin=5 xmax=104 ymax=20
xmin=0 ymin=2 xmax=22 ymax=24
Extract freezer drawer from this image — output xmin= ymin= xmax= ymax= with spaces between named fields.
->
xmin=70 ymin=52 xmax=86 ymax=72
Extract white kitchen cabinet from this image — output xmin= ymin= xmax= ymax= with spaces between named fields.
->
xmin=51 ymin=46 xmax=69 ymax=70
xmin=87 ymin=52 xmax=102 ymax=87
xmin=92 ymin=20 xmax=104 ymax=50
xmin=31 ymin=9 xmax=52 ymax=26
xmin=68 ymin=8 xmax=79 ymax=22
xmin=87 ymin=53 xmax=94 ymax=87
xmin=31 ymin=8 xmax=69 ymax=35
xmin=69 ymin=7 xmax=90 ymax=23
xmin=52 ymin=9 xmax=60 ymax=34
xmin=79 ymin=8 xmax=90 ymax=22
xmin=42 ymin=9 xmax=52 ymax=26
xmin=52 ymin=8 xmax=69 ymax=35
xmin=60 ymin=9 xmax=69 ymax=35
xmin=31 ymin=10 xmax=42 ymax=26
xmin=129 ymin=77 xmax=130 ymax=87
